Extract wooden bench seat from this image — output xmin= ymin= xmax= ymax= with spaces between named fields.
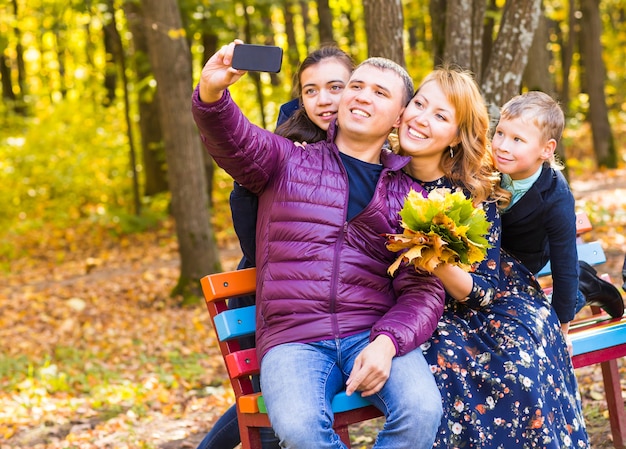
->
xmin=539 ymin=212 xmax=626 ymax=449
xmin=201 ymin=268 xmax=383 ymax=449
xmin=571 ymin=318 xmax=626 ymax=359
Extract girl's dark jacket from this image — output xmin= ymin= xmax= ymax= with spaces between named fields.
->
xmin=192 ymin=87 xmax=445 ymax=359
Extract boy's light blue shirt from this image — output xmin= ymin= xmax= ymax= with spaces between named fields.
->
xmin=501 ymin=165 xmax=543 ymax=210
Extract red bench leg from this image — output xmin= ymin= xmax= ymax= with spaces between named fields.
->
xmin=238 ymin=420 xmax=263 ymax=449
xmin=601 ymin=359 xmax=626 ymax=449
xmin=337 ymin=425 xmax=351 ymax=447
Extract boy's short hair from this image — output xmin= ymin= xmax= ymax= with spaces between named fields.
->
xmin=500 ymin=91 xmax=565 ymax=144
xmin=357 ymin=57 xmax=415 ymax=106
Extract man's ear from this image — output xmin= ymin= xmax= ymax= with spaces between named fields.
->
xmin=393 ymin=107 xmax=406 ymax=128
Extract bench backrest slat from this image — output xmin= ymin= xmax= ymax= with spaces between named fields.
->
xmin=201 ymin=268 xmax=257 ymax=301
xmin=537 ymin=241 xmax=606 ymax=277
xmin=225 ymin=348 xmax=259 ymax=378
xmin=214 ymin=305 xmax=256 ymax=341
xmin=575 ymin=212 xmax=592 ymax=235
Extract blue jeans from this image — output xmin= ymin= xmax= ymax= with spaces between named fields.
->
xmin=260 ymin=331 xmax=442 ymax=449
xmin=195 ymin=405 xmax=239 ymax=449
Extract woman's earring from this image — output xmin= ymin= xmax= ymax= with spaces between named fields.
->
xmin=449 ymin=146 xmax=455 ymax=158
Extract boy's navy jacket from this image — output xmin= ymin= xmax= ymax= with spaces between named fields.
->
xmin=501 ymin=163 xmax=578 ymax=322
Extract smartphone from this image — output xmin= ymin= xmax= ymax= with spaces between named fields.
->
xmin=232 ymin=44 xmax=283 ymax=73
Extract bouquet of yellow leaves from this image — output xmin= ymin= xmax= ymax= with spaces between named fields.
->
xmin=387 ymin=187 xmax=492 ymax=275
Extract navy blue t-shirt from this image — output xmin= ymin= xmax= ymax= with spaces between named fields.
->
xmin=340 ymin=152 xmax=383 ymax=221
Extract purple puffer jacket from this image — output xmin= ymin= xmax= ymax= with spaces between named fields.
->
xmin=192 ymin=88 xmax=445 ymax=359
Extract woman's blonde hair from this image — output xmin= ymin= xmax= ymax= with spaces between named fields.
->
xmin=410 ymin=65 xmax=510 ymax=207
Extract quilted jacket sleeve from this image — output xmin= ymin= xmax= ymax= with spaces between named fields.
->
xmin=371 ymin=252 xmax=446 ymax=356
xmin=191 ymin=86 xmax=290 ymax=195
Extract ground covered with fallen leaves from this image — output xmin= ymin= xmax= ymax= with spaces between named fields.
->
xmin=2 ymin=168 xmax=626 ymax=449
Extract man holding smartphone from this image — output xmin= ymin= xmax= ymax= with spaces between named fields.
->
xmin=192 ymin=40 xmax=444 ymax=449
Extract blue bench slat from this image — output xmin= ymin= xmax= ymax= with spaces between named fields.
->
xmin=257 ymin=391 xmax=372 ymax=414
xmin=214 ymin=305 xmax=256 ymax=341
xmin=570 ymin=321 xmax=626 ymax=356
xmin=537 ymin=241 xmax=606 ymax=277
xmin=331 ymin=391 xmax=371 ymax=412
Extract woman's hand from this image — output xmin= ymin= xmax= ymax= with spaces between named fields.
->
xmin=561 ymin=322 xmax=573 ymax=356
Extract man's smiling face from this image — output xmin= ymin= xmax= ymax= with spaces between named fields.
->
xmin=336 ymin=64 xmax=406 ymax=139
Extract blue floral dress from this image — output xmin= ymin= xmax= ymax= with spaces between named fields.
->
xmin=419 ymin=177 xmax=589 ymax=448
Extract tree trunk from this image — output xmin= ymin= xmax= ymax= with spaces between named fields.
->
xmin=559 ymin=0 xmax=576 ymax=114
xmin=51 ymin=26 xmax=68 ymax=99
xmin=261 ymin=10 xmax=280 ymax=86
xmin=481 ymin=0 xmax=542 ymax=115
xmin=123 ymin=1 xmax=169 ymax=197
xmin=201 ymin=31 xmax=218 ymax=205
xmin=429 ymin=0 xmax=446 ymax=66
xmin=0 ymin=50 xmax=16 ymax=103
xmin=522 ymin=6 xmax=555 ymax=95
xmin=140 ymin=0 xmax=220 ymax=300
xmin=102 ymin=19 xmax=118 ymax=107
xmin=480 ymin=0 xmax=498 ymax=80
xmin=580 ymin=0 xmax=617 ymax=167
xmin=10 ymin=0 xmax=26 ymax=114
xmin=363 ymin=0 xmax=405 ymax=67
xmin=317 ymin=0 xmax=335 ymax=45
xmin=283 ymin=0 xmax=301 ymax=81
xmin=298 ymin=0 xmax=312 ymax=53
xmin=106 ymin=0 xmax=141 ymax=216
xmin=443 ymin=0 xmax=485 ymax=74
xmin=341 ymin=1 xmax=358 ymax=54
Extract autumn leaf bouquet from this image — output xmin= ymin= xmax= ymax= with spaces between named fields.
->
xmin=387 ymin=187 xmax=492 ymax=275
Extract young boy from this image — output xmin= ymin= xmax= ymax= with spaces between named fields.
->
xmin=492 ymin=91 xmax=624 ymax=336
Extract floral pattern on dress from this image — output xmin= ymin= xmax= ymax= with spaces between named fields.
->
xmin=419 ymin=177 xmax=589 ymax=449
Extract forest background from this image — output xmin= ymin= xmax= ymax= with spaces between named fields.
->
xmin=1 ymin=0 xmax=625 ymax=448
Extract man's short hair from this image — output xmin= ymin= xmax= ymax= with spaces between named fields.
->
xmin=357 ymin=57 xmax=414 ymax=106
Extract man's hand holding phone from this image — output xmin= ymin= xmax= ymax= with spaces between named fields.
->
xmin=199 ymin=40 xmax=283 ymax=104
xmin=199 ymin=39 xmax=247 ymax=103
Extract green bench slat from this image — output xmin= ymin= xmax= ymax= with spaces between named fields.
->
xmin=257 ymin=391 xmax=371 ymax=414
xmin=214 ymin=305 xmax=256 ymax=341
xmin=537 ymin=241 xmax=606 ymax=277
xmin=570 ymin=321 xmax=626 ymax=356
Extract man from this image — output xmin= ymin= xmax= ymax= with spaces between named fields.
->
xmin=192 ymin=40 xmax=444 ymax=449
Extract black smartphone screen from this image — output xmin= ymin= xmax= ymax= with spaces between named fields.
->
xmin=231 ymin=44 xmax=283 ymax=73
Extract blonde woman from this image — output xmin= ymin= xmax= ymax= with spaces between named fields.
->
xmin=396 ymin=66 xmax=590 ymax=448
